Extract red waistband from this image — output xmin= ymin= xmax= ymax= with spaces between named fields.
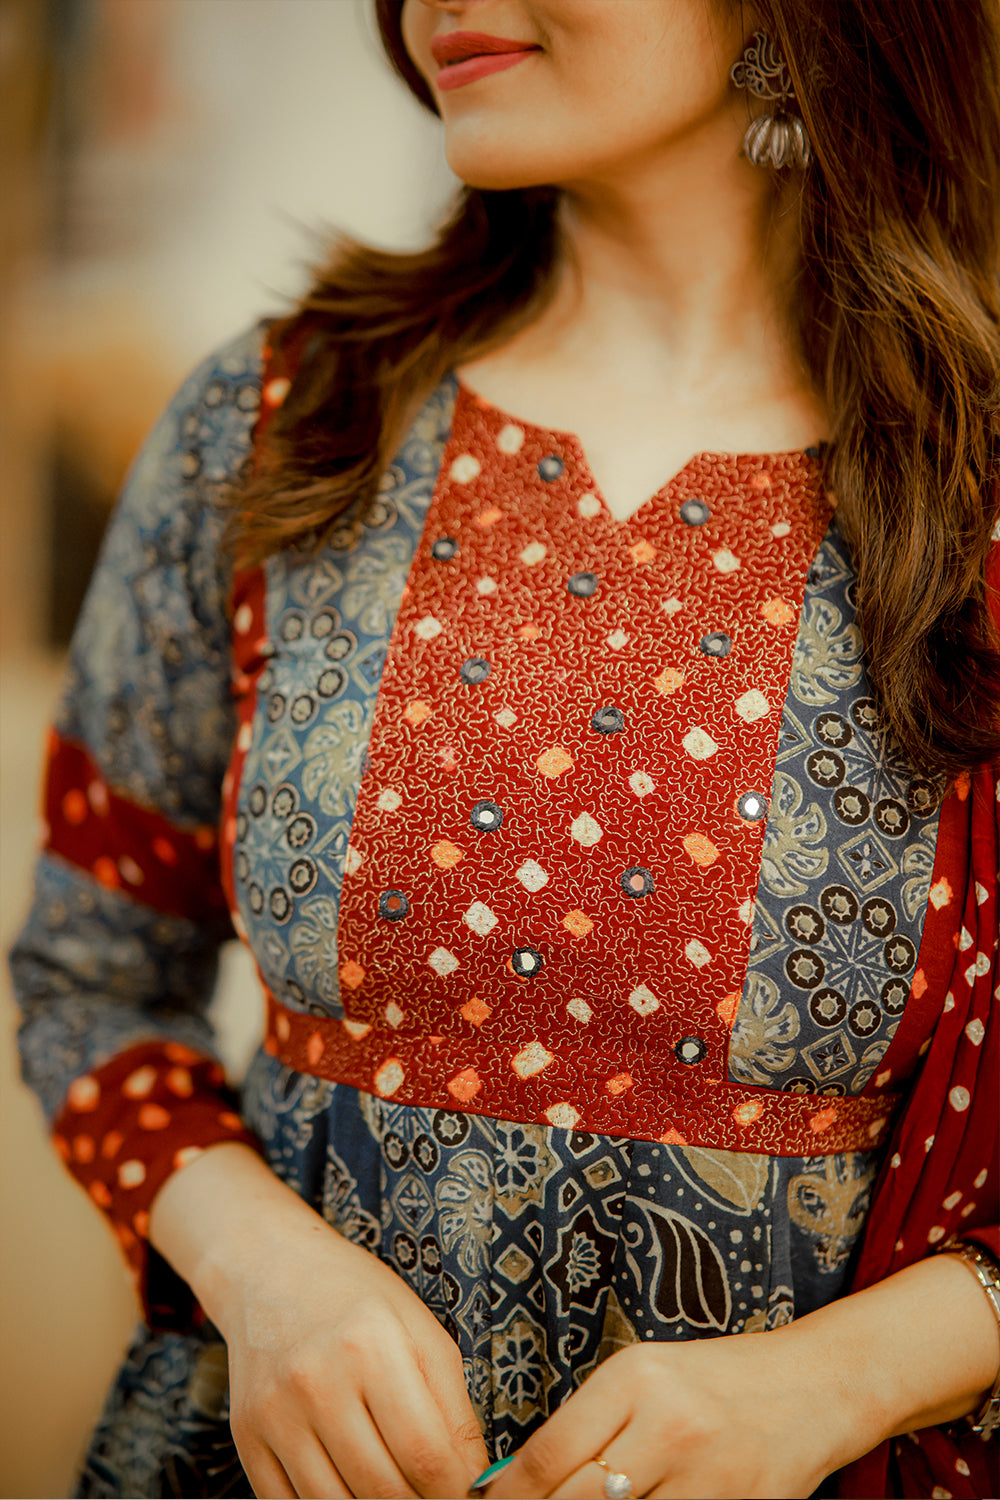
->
xmin=263 ymin=991 xmax=898 ymax=1156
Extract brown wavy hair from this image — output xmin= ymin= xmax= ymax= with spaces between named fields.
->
xmin=232 ymin=0 xmax=1000 ymax=780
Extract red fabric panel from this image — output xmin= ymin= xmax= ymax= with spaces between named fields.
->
xmin=52 ymin=1041 xmax=260 ymax=1331
xmin=838 ymin=763 xmax=999 ymax=1497
xmin=332 ymin=384 xmax=839 ymax=1145
xmin=43 ymin=733 xmax=230 ymax=929
xmin=263 ymin=987 xmax=899 ymax=1155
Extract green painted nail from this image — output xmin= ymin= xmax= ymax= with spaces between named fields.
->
xmin=468 ymin=1454 xmax=515 ymax=1494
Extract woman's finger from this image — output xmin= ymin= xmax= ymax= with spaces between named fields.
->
xmin=241 ymin=1442 xmax=298 ymax=1500
xmin=322 ymin=1413 xmax=419 ymax=1500
xmin=552 ymin=1439 xmax=663 ymax=1500
xmin=364 ymin=1346 xmax=485 ymax=1497
xmin=310 ymin=1335 xmax=478 ymax=1499
xmin=279 ymin=1433 xmax=355 ymax=1500
xmin=487 ymin=1369 xmax=631 ymax=1499
xmin=271 ymin=1388 xmax=413 ymax=1500
xmin=418 ymin=1337 xmax=491 ymax=1478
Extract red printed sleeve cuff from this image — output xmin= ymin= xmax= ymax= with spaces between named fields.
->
xmin=52 ymin=1040 xmax=261 ymax=1332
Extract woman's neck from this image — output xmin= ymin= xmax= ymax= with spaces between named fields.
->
xmin=457 ymin=145 xmax=828 ymax=519
xmin=557 ymin=147 xmax=802 ymax=379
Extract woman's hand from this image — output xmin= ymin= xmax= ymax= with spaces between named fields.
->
xmin=220 ymin=1219 xmax=488 ymax=1499
xmin=485 ymin=1250 xmax=1000 ymax=1499
xmin=483 ymin=1331 xmax=845 ymax=1500
xmin=150 ymin=1143 xmax=489 ymax=1499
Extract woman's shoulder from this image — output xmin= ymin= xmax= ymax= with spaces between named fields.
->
xmin=59 ymin=322 xmax=274 ymax=761
xmin=177 ymin=320 xmax=268 ymax=398
xmin=102 ymin=321 xmax=270 ymax=558
xmin=156 ymin=320 xmax=270 ymax=485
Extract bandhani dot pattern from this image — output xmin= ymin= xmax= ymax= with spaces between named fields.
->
xmin=52 ymin=1041 xmax=255 ymax=1322
xmin=43 ymin=736 xmax=230 ymax=924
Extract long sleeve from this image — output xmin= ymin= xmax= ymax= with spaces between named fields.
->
xmin=8 ymin=325 xmax=268 ymax=1329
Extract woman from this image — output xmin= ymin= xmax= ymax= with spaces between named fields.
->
xmin=10 ymin=0 xmax=1000 ymax=1496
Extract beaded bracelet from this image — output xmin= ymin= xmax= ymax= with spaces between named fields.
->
xmin=945 ymin=1241 xmax=1000 ymax=1438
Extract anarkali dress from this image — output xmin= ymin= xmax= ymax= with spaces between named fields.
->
xmin=10 ymin=320 xmax=999 ymax=1499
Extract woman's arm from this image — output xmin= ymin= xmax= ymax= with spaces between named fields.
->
xmin=9 ymin=324 xmax=489 ymax=1496
xmin=483 ymin=1251 xmax=999 ymax=1499
xmin=786 ymin=1249 xmax=999 ymax=1440
xmin=9 ymin=327 xmax=269 ymax=1328
xmin=149 ymin=1141 xmax=489 ymax=1499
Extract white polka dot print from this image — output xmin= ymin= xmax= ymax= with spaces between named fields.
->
xmin=118 ymin=1160 xmax=147 ymax=1189
xmin=427 ymin=947 xmax=460 ymax=976
xmin=515 ymin=859 xmax=549 ymax=892
xmin=682 ymin=727 xmax=719 ymax=760
xmin=496 ymin=423 xmax=525 ymax=454
xmin=544 ymin=1102 xmax=581 ymax=1129
xmin=464 ymin=901 xmax=499 ymax=936
xmin=628 ymin=984 xmax=660 ymax=1016
xmin=511 ymin=1040 xmax=554 ymax=1078
xmin=734 ymin=689 xmax=770 ymax=723
xmin=414 ymin=615 xmax=444 ymax=641
xmin=569 ymin=812 xmax=603 ymax=848
xmin=449 ymin=453 xmax=481 ymax=483
xmin=374 ymin=1059 xmax=405 ymax=1096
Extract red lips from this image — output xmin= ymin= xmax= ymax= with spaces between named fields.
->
xmin=430 ymin=30 xmax=540 ymax=66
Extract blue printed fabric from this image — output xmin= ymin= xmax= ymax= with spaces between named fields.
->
xmin=733 ymin=525 xmax=940 ymax=1096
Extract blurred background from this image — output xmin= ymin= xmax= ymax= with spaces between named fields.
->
xmin=0 ymin=2 xmax=452 ymax=1492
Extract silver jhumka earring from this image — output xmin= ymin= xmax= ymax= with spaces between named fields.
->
xmin=729 ymin=31 xmax=811 ymax=170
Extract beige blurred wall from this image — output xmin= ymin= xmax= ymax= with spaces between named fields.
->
xmin=1 ymin=3 xmax=451 ymax=1494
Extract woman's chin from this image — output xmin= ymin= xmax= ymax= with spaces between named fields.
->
xmin=443 ymin=138 xmax=559 ymax=194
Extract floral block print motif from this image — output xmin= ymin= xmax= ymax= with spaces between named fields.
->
xmin=732 ymin=524 xmax=940 ymax=1096
xmin=226 ymin=377 xmax=458 ymax=1007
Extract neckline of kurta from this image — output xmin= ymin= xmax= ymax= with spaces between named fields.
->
xmin=451 ymin=372 xmax=824 ymax=529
